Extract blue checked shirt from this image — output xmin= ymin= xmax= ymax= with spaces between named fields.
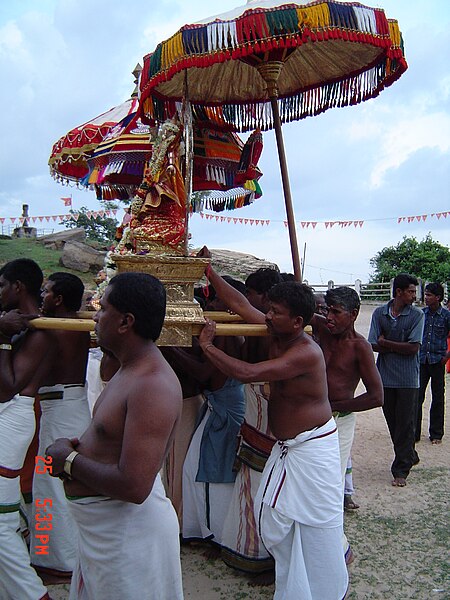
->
xmin=369 ymin=301 xmax=424 ymax=388
xmin=419 ymin=306 xmax=450 ymax=365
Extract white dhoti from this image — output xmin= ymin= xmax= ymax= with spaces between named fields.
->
xmin=31 ymin=385 xmax=91 ymax=573
xmin=256 ymin=418 xmax=348 ymax=600
xmin=334 ymin=411 xmax=356 ymax=559
xmin=334 ymin=412 xmax=356 ymax=485
xmin=181 ymin=403 xmax=234 ymax=544
xmin=68 ymin=474 xmax=183 ymax=600
xmin=221 ymin=383 xmax=275 ymax=572
xmin=86 ymin=348 xmax=104 ymax=416
xmin=0 ymin=395 xmax=49 ymax=600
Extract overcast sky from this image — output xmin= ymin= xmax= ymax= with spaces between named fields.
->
xmin=1 ymin=1 xmax=449 ymax=283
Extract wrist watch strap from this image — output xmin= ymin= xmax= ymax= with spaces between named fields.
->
xmin=63 ymin=450 xmax=80 ymax=480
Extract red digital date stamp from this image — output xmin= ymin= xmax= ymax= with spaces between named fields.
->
xmin=34 ymin=455 xmax=53 ymax=555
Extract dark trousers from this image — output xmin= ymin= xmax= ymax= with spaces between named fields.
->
xmin=383 ymin=387 xmax=419 ymax=479
xmin=416 ymin=362 xmax=445 ymax=441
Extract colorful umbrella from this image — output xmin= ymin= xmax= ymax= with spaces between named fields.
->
xmin=49 ymin=98 xmax=138 ymax=184
xmin=84 ymin=111 xmax=263 ymax=210
xmin=138 ymin=0 xmax=407 ymax=279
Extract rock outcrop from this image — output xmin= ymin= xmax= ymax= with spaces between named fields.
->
xmin=201 ymin=248 xmax=279 ymax=281
xmin=38 ymin=228 xmax=86 ymax=250
xmin=60 ymin=241 xmax=106 ymax=273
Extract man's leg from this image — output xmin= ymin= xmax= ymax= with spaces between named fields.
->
xmin=390 ymin=388 xmax=418 ymax=481
xmin=429 ymin=362 xmax=445 ymax=442
xmin=259 ymin=503 xmax=348 ymax=600
xmin=416 ymin=364 xmax=430 ymax=442
xmin=382 ymin=387 xmax=396 ymax=445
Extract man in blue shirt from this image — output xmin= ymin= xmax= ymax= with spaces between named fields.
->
xmin=416 ymin=282 xmax=450 ymax=444
xmin=368 ymin=274 xmax=425 ymax=487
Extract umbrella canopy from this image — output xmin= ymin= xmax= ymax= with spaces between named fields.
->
xmin=139 ymin=0 xmax=406 ymax=130
xmin=137 ymin=0 xmax=407 ymax=279
xmin=49 ymin=98 xmax=138 ymax=183
xmin=84 ymin=111 xmax=263 ymax=210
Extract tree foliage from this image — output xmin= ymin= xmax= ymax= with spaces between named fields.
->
xmin=63 ymin=201 xmax=119 ymax=246
xmin=370 ymin=234 xmax=450 ymax=284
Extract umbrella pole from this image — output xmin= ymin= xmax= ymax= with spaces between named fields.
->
xmin=182 ymin=72 xmax=194 ymax=256
xmin=258 ymin=62 xmax=302 ymax=282
xmin=269 ymin=95 xmax=302 ymax=281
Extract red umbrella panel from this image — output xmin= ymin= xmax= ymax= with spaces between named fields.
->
xmin=48 ymin=98 xmax=138 ymax=184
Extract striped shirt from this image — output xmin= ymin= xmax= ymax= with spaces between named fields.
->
xmin=368 ymin=301 xmax=425 ymax=388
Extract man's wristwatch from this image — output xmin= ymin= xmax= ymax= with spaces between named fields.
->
xmin=63 ymin=450 xmax=80 ymax=480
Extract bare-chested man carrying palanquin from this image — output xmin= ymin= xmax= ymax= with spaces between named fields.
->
xmin=199 ymin=280 xmax=348 ymax=600
xmin=46 ymin=272 xmax=184 ymax=600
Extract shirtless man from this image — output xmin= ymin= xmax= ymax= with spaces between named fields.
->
xmin=199 ymin=281 xmax=348 ymax=600
xmin=30 ymin=272 xmax=91 ymax=580
xmin=0 ymin=258 xmax=51 ymax=600
xmin=46 ymin=272 xmax=184 ymax=600
xmin=312 ymin=286 xmax=383 ymax=562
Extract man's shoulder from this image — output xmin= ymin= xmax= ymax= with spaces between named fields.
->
xmin=371 ymin=304 xmax=387 ymax=319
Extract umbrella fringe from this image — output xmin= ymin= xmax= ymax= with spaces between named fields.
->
xmin=141 ymin=10 xmax=406 ymax=131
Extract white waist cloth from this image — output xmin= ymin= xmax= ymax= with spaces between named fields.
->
xmin=258 ymin=417 xmax=343 ymax=528
xmin=0 ymin=395 xmax=48 ymax=600
xmin=68 ymin=474 xmax=183 ymax=600
xmin=182 ymin=401 xmax=234 ymax=544
xmin=0 ymin=394 xmax=35 ymax=471
xmin=256 ymin=418 xmax=348 ymax=600
xmin=31 ymin=384 xmax=91 ymax=572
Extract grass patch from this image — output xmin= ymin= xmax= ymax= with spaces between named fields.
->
xmin=0 ymin=237 xmax=97 ymax=287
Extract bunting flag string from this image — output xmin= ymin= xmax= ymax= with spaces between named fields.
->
xmin=0 ymin=210 xmax=447 ymax=229
xmin=0 ymin=210 xmax=119 ymax=225
xmin=196 ymin=210 xmax=448 ymax=228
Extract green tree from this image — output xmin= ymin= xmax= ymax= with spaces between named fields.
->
xmin=370 ymin=234 xmax=450 ymax=284
xmin=63 ymin=201 xmax=119 ymax=246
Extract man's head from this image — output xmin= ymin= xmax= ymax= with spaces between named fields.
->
xmin=245 ymin=268 xmax=282 ymax=312
xmin=41 ymin=272 xmax=85 ymax=316
xmin=392 ymin=273 xmax=418 ymax=305
xmin=265 ymin=282 xmax=316 ymax=335
xmin=424 ymin=282 xmax=444 ymax=309
xmin=0 ymin=258 xmax=43 ymax=310
xmin=325 ymin=287 xmax=360 ymax=334
xmin=314 ymin=292 xmax=327 ymax=316
xmin=94 ymin=273 xmax=166 ymax=349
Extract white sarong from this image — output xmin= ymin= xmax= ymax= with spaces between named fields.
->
xmin=86 ymin=348 xmax=104 ymax=416
xmin=68 ymin=474 xmax=183 ymax=600
xmin=0 ymin=395 xmax=49 ymax=600
xmin=334 ymin=411 xmax=356 ymax=559
xmin=221 ymin=383 xmax=275 ymax=572
xmin=256 ymin=418 xmax=348 ymax=600
xmin=31 ymin=384 xmax=91 ymax=573
xmin=182 ymin=401 xmax=234 ymax=544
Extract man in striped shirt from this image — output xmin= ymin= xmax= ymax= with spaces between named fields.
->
xmin=368 ymin=273 xmax=425 ymax=487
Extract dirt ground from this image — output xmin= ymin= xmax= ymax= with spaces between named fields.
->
xmin=48 ymin=305 xmax=449 ymax=599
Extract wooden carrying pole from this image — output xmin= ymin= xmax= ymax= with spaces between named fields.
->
xmin=30 ymin=317 xmax=268 ymax=337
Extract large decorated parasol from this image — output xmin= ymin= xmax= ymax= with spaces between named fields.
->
xmin=49 ymin=98 xmax=138 ymax=184
xmin=84 ymin=110 xmax=263 ymax=210
xmin=138 ymin=0 xmax=407 ymax=279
